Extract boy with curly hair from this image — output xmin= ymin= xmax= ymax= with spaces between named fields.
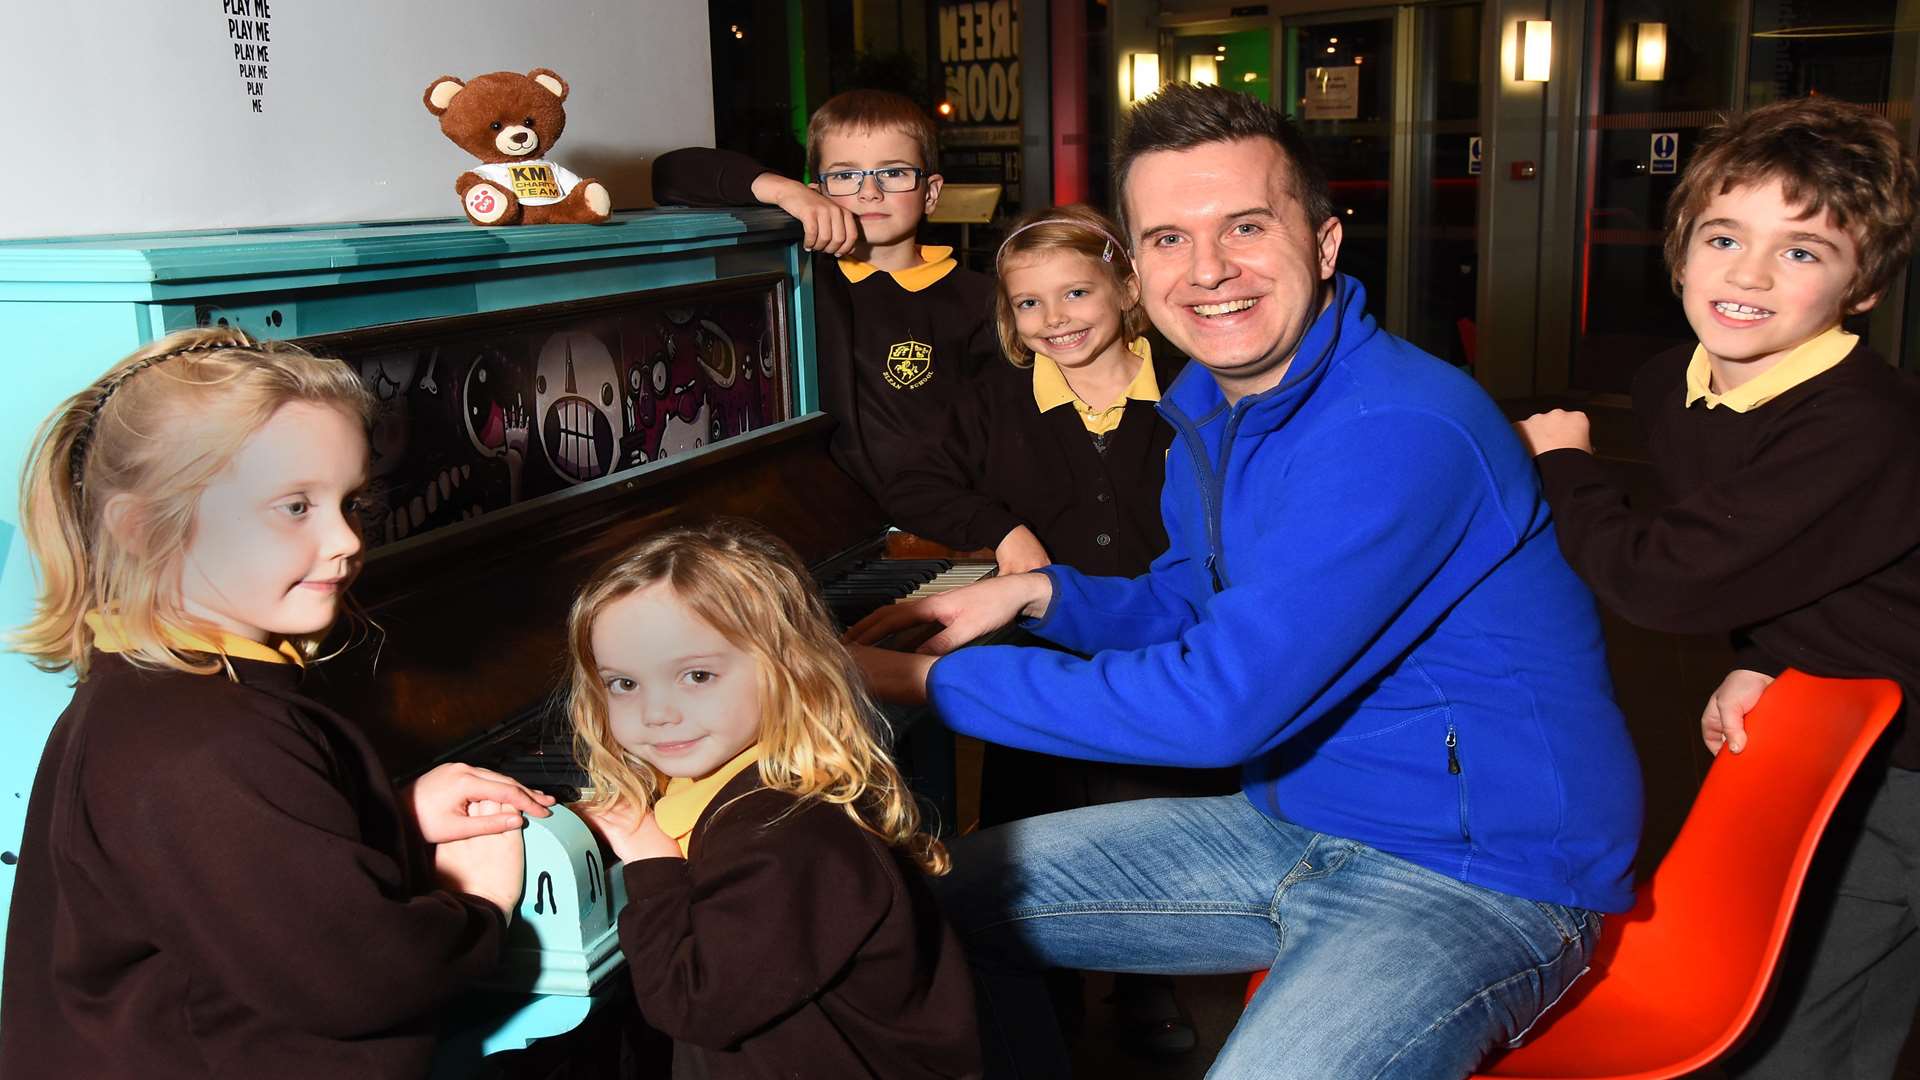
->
xmin=1518 ymin=97 xmax=1920 ymax=1078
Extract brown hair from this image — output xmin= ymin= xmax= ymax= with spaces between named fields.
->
xmin=1112 ymin=82 xmax=1334 ymax=242
xmin=13 ymin=327 xmax=372 ymax=678
xmin=806 ymin=89 xmax=941 ymax=177
xmin=564 ymin=518 xmax=949 ymax=875
xmin=993 ymin=204 xmax=1151 ymax=367
xmin=1664 ymin=97 xmax=1918 ymax=311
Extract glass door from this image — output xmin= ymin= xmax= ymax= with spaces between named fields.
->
xmin=1165 ymin=4 xmax=1483 ymax=364
xmin=1571 ymin=0 xmax=1913 ymax=392
xmin=1572 ymin=1 xmax=1745 ymax=395
xmin=1284 ymin=12 xmax=1397 ymax=319
xmin=1404 ymin=2 xmax=1484 ymax=367
xmin=1169 ymin=26 xmax=1276 ymax=103
xmin=1273 ymin=5 xmax=1480 ymax=365
xmin=1744 ymin=0 xmax=1916 ymax=370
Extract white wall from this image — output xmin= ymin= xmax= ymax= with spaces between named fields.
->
xmin=2 ymin=0 xmax=714 ymax=240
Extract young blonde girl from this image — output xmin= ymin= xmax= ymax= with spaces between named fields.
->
xmin=565 ymin=518 xmax=979 ymax=1079
xmin=883 ymin=204 xmax=1235 ymax=1057
xmin=1 ymin=327 xmax=550 ymax=1078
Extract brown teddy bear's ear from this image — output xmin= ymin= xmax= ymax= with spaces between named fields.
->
xmin=528 ymin=68 xmax=569 ymax=102
xmin=424 ymin=76 xmax=465 ymax=116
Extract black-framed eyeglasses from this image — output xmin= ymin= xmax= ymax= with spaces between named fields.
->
xmin=817 ymin=167 xmax=926 ymax=196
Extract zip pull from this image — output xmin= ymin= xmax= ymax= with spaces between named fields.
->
xmin=1446 ymin=727 xmax=1461 ymax=775
xmin=1205 ymin=553 xmax=1224 ymax=593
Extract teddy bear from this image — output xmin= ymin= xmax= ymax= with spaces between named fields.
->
xmin=423 ymin=68 xmax=612 ymax=226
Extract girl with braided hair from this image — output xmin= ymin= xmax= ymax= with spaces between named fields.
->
xmin=1 ymin=327 xmax=552 ymax=1078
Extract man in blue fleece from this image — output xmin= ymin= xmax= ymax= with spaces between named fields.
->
xmin=850 ymin=83 xmax=1642 ymax=1079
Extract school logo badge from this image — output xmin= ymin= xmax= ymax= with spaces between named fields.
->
xmin=883 ymin=337 xmax=934 ymax=390
xmin=507 ymin=163 xmax=561 ymax=200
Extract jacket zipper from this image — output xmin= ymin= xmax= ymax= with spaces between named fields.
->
xmin=1447 ymin=724 xmax=1471 ymax=843
xmin=1205 ymin=405 xmax=1253 ymax=591
xmin=1159 ymin=277 xmax=1354 ymax=596
xmin=1167 ymin=405 xmax=1229 ymax=593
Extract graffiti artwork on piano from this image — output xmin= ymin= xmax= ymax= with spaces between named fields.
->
xmin=311 ymin=281 xmax=791 ymax=549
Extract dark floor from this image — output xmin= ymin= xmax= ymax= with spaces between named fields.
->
xmin=946 ymin=395 xmax=1920 ymax=1079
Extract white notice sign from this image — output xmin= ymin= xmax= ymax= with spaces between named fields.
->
xmin=1650 ymin=132 xmax=1679 ymax=175
xmin=1303 ymin=66 xmax=1360 ymax=121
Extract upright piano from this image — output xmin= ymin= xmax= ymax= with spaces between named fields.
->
xmin=0 ymin=209 xmax=980 ymax=1069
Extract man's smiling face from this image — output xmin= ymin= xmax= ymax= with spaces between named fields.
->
xmin=1126 ymin=137 xmax=1341 ymax=401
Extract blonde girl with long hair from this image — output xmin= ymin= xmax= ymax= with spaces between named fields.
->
xmin=566 ymin=518 xmax=980 ymax=1079
xmin=1 ymin=327 xmax=554 ymax=1079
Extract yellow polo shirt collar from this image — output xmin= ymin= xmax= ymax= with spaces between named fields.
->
xmin=837 ymin=245 xmax=958 ymax=292
xmin=1032 ymin=338 xmax=1158 ymax=435
xmin=85 ymin=610 xmax=303 ymax=666
xmin=651 ymin=742 xmax=762 ymax=856
xmin=1685 ymin=324 xmax=1857 ymax=412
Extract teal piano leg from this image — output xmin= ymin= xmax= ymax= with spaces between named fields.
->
xmin=433 ymin=991 xmax=599 ymax=1077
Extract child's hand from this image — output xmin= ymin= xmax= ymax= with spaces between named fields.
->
xmin=994 ymin=525 xmax=1053 ymax=576
xmin=1514 ymin=410 xmax=1592 ymax=457
xmin=577 ymin=799 xmax=685 ymax=864
xmin=402 ymin=762 xmax=555 ymax=844
xmin=750 ymin=173 xmax=858 ymax=256
xmin=433 ymin=800 xmax=526 ymax=921
xmin=1702 ymin=668 xmax=1775 ymax=755
xmin=847 ymin=643 xmax=937 ymax=705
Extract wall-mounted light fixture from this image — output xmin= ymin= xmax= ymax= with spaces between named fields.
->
xmin=1633 ymin=21 xmax=1668 ymax=81
xmin=1519 ymin=19 xmax=1553 ymax=82
xmin=1188 ymin=54 xmax=1219 ymax=86
xmin=1129 ymin=52 xmax=1162 ymax=102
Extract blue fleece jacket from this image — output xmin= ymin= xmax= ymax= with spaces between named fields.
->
xmin=929 ymin=275 xmax=1642 ymax=912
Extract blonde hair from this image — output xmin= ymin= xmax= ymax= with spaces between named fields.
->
xmin=13 ymin=327 xmax=373 ymax=678
xmin=566 ymin=518 xmax=950 ymax=875
xmin=993 ymin=204 xmax=1151 ymax=368
xmin=805 ymin=89 xmax=941 ymax=177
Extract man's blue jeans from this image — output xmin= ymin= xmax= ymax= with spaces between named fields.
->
xmin=933 ymin=793 xmax=1599 ymax=1079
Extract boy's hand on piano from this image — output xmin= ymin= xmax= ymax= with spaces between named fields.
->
xmin=994 ymin=526 xmax=1052 ymax=576
xmin=434 ymin=800 xmax=526 ymax=923
xmin=1514 ymin=409 xmax=1592 ymax=456
xmin=403 ymin=762 xmax=556 ymax=843
xmin=752 ymin=173 xmax=859 ymax=256
xmin=845 ymin=572 xmax=1054 ymax=655
xmin=1702 ymin=668 xmax=1775 ymax=756
xmin=577 ymin=799 xmax=684 ymax=863
xmin=847 ymin=645 xmax=935 ymax=705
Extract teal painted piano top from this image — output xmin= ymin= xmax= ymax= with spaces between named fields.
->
xmin=0 ymin=206 xmax=819 ymax=995
xmin=0 ymin=208 xmax=800 ymax=299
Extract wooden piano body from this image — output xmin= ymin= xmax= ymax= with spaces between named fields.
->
xmin=0 ymin=209 xmax=962 ymax=1064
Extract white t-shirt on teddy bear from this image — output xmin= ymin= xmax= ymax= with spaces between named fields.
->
xmin=470 ymin=160 xmax=583 ymax=207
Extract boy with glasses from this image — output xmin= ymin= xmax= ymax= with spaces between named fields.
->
xmin=654 ymin=90 xmax=998 ymax=509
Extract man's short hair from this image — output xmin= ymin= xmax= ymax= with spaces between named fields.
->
xmin=1112 ymin=82 xmax=1334 ymax=242
xmin=1664 ymin=97 xmax=1918 ymax=312
xmin=805 ymin=90 xmax=940 ymax=177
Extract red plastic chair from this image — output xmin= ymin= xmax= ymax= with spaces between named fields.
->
xmin=1244 ymin=670 xmax=1902 ymax=1080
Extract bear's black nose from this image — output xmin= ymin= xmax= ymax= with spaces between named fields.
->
xmin=511 ymin=131 xmax=530 ymax=145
